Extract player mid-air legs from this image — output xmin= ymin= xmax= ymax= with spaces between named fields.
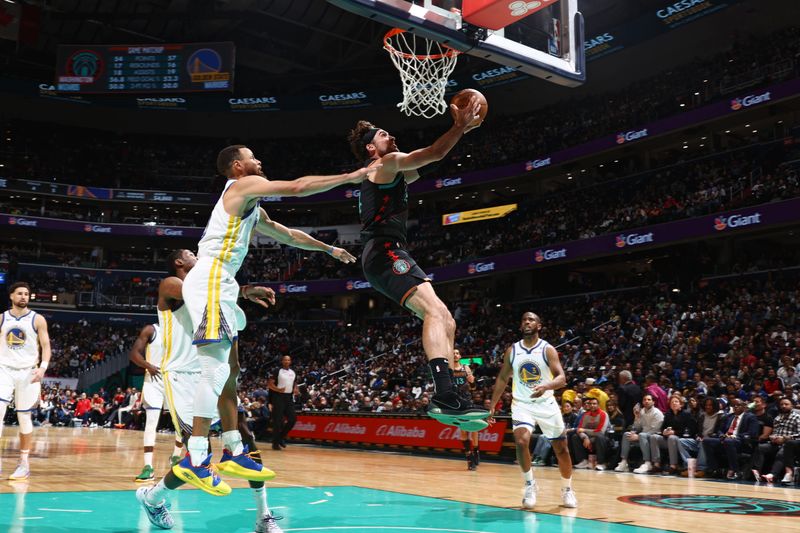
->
xmin=347 ymin=95 xmax=488 ymax=430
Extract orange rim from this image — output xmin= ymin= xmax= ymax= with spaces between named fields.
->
xmin=383 ymin=28 xmax=460 ymax=60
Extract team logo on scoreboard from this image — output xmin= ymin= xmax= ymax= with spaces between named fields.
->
xmin=65 ymin=50 xmax=104 ymax=82
xmin=6 ymin=328 xmax=26 ymax=350
xmin=187 ymin=48 xmax=229 ymax=85
xmin=620 ymin=495 xmax=800 ymax=516
xmin=518 ymin=360 xmax=542 ymax=387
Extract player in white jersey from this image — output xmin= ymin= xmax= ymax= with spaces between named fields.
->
xmin=138 ymin=249 xmax=284 ymax=532
xmin=178 ymin=144 xmax=373 ymax=494
xmin=488 ymin=312 xmax=577 ymax=509
xmin=0 ymin=281 xmax=52 ymax=480
xmin=129 ymin=323 xmax=184 ymax=482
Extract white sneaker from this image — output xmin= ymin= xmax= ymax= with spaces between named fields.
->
xmin=574 ymin=460 xmax=591 ymax=469
xmin=781 ymin=472 xmax=794 ymax=484
xmin=595 ymin=464 xmax=606 ymax=471
xmin=136 ymin=487 xmax=174 ymax=529
xmin=255 ymin=514 xmax=284 ymax=533
xmin=614 ymin=460 xmax=629 ymax=472
xmin=522 ymin=482 xmax=537 ymax=509
xmin=633 ymin=462 xmax=653 ymax=474
xmin=561 ymin=487 xmax=578 ymax=508
xmin=9 ymin=462 xmax=29 ymax=480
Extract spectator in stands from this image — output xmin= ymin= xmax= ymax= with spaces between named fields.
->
xmin=754 ymin=396 xmax=800 ymax=484
xmin=650 ymin=395 xmax=698 ymax=475
xmin=702 ymin=398 xmax=760 ymax=479
xmin=584 ymin=378 xmax=609 ymax=411
xmin=616 ymin=371 xmax=642 ymax=428
xmin=570 ymin=397 xmax=610 ymax=471
xmin=116 ymin=387 xmax=139 ymax=428
xmin=75 ymin=393 xmax=92 ymax=426
xmin=616 ymin=393 xmax=664 ymax=474
xmin=644 ymin=374 xmax=668 ymax=413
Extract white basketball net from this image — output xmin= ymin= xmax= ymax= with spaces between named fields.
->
xmin=384 ymin=29 xmax=459 ymax=119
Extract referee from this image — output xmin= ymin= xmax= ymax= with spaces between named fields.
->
xmin=268 ymin=355 xmax=297 ymax=451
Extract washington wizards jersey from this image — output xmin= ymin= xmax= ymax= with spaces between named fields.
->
xmin=359 ymin=168 xmax=408 ymax=242
xmin=510 ymin=338 xmax=554 ymax=405
xmin=0 ymin=310 xmax=40 ymax=369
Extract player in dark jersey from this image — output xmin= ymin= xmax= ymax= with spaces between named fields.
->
xmin=452 ymin=349 xmax=481 ymax=470
xmin=347 ymin=97 xmax=487 ymax=429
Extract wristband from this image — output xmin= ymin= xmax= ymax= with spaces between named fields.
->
xmin=39 ymin=361 xmax=49 ymax=371
xmin=327 ymin=246 xmax=335 ymax=255
xmin=241 ymin=284 xmax=250 ymax=298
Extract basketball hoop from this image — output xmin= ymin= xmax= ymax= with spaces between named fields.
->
xmin=383 ymin=28 xmax=460 ymax=119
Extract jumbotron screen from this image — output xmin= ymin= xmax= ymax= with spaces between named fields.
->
xmin=55 ymin=42 xmax=235 ymax=94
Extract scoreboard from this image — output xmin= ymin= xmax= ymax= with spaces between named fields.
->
xmin=55 ymin=42 xmax=235 ymax=94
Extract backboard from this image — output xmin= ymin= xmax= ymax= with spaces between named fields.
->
xmin=329 ymin=0 xmax=585 ymax=87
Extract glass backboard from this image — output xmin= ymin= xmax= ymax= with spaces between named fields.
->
xmin=329 ymin=0 xmax=585 ymax=86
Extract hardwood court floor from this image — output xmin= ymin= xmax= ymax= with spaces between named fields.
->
xmin=1 ymin=427 xmax=800 ymax=532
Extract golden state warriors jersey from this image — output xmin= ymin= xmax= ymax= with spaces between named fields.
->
xmin=197 ymin=180 xmax=260 ymax=276
xmin=510 ymin=339 xmax=554 ymax=405
xmin=158 ymin=303 xmax=199 ymax=373
xmin=145 ymin=323 xmax=163 ymax=368
xmin=0 ymin=310 xmax=40 ymax=369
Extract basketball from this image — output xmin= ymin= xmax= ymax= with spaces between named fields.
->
xmin=450 ymin=88 xmax=488 ymax=129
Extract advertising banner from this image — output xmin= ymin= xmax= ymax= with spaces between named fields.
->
xmin=254 ymin=198 xmax=800 ymax=292
xmin=288 ymin=414 xmax=508 ymax=452
xmin=0 ymin=213 xmax=202 ymax=238
xmin=442 ymin=203 xmax=517 ymax=226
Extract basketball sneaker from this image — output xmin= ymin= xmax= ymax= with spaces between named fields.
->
xmin=9 ymin=462 xmax=30 ymax=480
xmin=135 ymin=465 xmax=155 ymax=482
xmin=217 ymin=446 xmax=276 ymax=482
xmin=171 ymin=454 xmax=231 ymax=496
xmin=255 ymin=514 xmax=284 ymax=533
xmin=561 ymin=487 xmax=578 ymax=508
xmin=522 ymin=481 xmax=537 ymax=509
xmin=428 ymin=392 xmax=489 ymax=429
xmin=136 ymin=486 xmax=174 ymax=529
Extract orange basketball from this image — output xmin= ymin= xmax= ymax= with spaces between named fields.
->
xmin=450 ymin=88 xmax=488 ymax=129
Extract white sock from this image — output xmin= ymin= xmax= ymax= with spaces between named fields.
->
xmin=146 ymin=479 xmax=174 ymax=506
xmin=20 ymin=450 xmax=29 ymax=465
xmin=221 ymin=430 xmax=244 ymax=455
xmin=187 ymin=436 xmax=209 ymax=466
xmin=253 ymin=487 xmax=270 ymax=518
xmin=172 ymin=441 xmax=184 ymax=457
xmin=144 ymin=452 xmax=153 ymax=467
xmin=522 ymin=469 xmax=534 ymax=485
xmin=561 ymin=477 xmax=572 ymax=489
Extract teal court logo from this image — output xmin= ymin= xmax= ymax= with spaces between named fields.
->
xmin=619 ymin=494 xmax=800 ymax=516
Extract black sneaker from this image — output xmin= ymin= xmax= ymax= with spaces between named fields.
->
xmin=429 ymin=391 xmax=488 ymax=417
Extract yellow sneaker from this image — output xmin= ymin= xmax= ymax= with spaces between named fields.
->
xmin=171 ymin=454 xmax=231 ymax=496
xmin=217 ymin=446 xmax=276 ymax=482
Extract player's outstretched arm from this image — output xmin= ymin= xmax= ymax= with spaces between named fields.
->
xmin=384 ymin=97 xmax=481 ymax=173
xmin=31 ymin=314 xmax=51 ymax=383
xmin=255 ymin=208 xmax=356 ymax=264
xmin=129 ymin=324 xmax=159 ymax=377
xmin=235 ymin=165 xmax=380 ymax=199
xmin=487 ymin=346 xmax=514 ymax=421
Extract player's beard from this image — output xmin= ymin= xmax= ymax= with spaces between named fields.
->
xmin=14 ymin=300 xmax=28 ymax=309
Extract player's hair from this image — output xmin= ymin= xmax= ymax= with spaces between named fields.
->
xmin=348 ymin=120 xmax=377 ymax=160
xmin=166 ymin=249 xmax=185 ymax=276
xmin=521 ymin=311 xmax=540 ymax=321
xmin=216 ymin=144 xmax=247 ymax=176
xmin=8 ymin=281 xmax=30 ymax=294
